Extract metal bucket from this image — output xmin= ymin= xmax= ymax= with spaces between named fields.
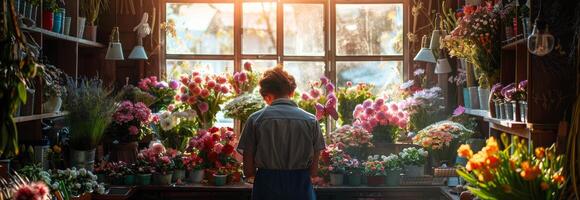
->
xmin=70 ymin=149 xmax=95 ymax=171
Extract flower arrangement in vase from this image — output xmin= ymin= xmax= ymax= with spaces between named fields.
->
xmin=336 ymin=82 xmax=375 ymax=125
xmin=138 ymin=76 xmax=179 ymax=111
xmin=176 ymin=72 xmax=232 ymax=128
xmin=399 ymin=147 xmax=428 ymax=177
xmin=223 ymin=91 xmax=265 ymax=124
xmin=413 ymin=120 xmax=473 ymax=167
xmin=352 ymin=98 xmax=409 ymax=143
xmin=228 ymin=62 xmax=260 ymax=96
xmin=330 ymin=125 xmax=373 ymax=159
xmin=134 ymin=157 xmax=154 ymax=186
xmin=169 ymin=149 xmax=187 ymax=183
xmin=139 ymin=143 xmax=175 ymax=185
xmin=155 ymin=109 xmax=197 ymax=151
xmin=109 ymin=100 xmax=152 ymax=143
xmin=456 ymin=135 xmax=565 ymax=200
xmin=187 ymin=127 xmax=238 ymax=170
xmin=490 ymin=83 xmax=505 ymax=119
xmin=183 ymin=151 xmax=205 ymax=183
xmin=516 ymin=80 xmax=527 ymax=122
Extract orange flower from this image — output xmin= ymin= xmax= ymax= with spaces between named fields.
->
xmin=485 ymin=155 xmax=500 ymax=169
xmin=552 ymin=173 xmax=565 ymax=185
xmin=509 ymin=157 xmax=517 ymax=170
xmin=535 ymin=147 xmax=545 ymax=159
xmin=457 ymin=144 xmax=473 ymax=159
xmin=467 ymin=153 xmax=486 ymax=171
xmin=484 ymin=137 xmax=499 ymax=156
xmin=540 ymin=182 xmax=549 ymax=191
xmin=477 ymin=169 xmax=493 ymax=182
xmin=520 ymin=161 xmax=540 ymax=181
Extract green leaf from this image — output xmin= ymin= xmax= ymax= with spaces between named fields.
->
xmin=17 ymin=82 xmax=26 ymax=102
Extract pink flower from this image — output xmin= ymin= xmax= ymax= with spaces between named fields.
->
xmin=325 ymin=83 xmax=335 ymax=92
xmin=192 ymin=71 xmax=201 ymax=77
xmin=169 ymin=80 xmax=179 ymax=90
xmin=309 ymin=89 xmax=321 ymax=99
xmin=200 ymin=89 xmax=210 ymax=98
xmin=362 ymin=100 xmax=373 ymax=108
xmin=168 ymin=104 xmax=175 ymax=111
xmin=161 ymin=156 xmax=171 ymax=164
xmin=151 ymin=143 xmax=166 ymax=154
xmin=238 ymin=72 xmax=248 ymax=82
xmin=217 ymin=76 xmax=227 ymax=84
xmin=128 ymin=126 xmax=139 ymax=135
xmin=244 ymin=62 xmax=253 ymax=71
xmin=390 ymin=103 xmax=399 ymax=112
xmin=193 ymin=76 xmax=203 ymax=84
xmin=14 ymin=182 xmax=49 ymax=200
xmin=213 ymin=143 xmax=224 ymax=153
xmin=206 ymin=80 xmax=217 ymax=89
xmin=453 ymin=106 xmax=465 ymax=116
xmin=198 ymin=102 xmax=209 ymax=113
xmin=320 ymin=77 xmax=329 ymax=85
xmin=301 ymin=93 xmax=311 ymax=101
xmin=346 ymin=81 xmax=353 ymax=87
xmin=220 ymin=86 xmax=229 ymax=94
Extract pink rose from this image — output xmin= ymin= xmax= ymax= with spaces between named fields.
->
xmin=301 ymin=93 xmax=311 ymax=101
xmin=206 ymin=80 xmax=216 ymax=89
xmin=390 ymin=104 xmax=399 ymax=112
xmin=325 ymin=83 xmax=335 ymax=92
xmin=220 ymin=86 xmax=229 ymax=94
xmin=346 ymin=81 xmax=353 ymax=87
xmin=309 ymin=89 xmax=321 ymax=99
xmin=193 ymin=76 xmax=203 ymax=84
xmin=198 ymin=102 xmax=209 ymax=113
xmin=213 ymin=143 xmax=224 ymax=154
xmin=217 ymin=76 xmax=227 ymax=84
xmin=200 ymin=89 xmax=210 ymax=98
xmin=169 ymin=80 xmax=179 ymax=90
xmin=168 ymin=104 xmax=175 ymax=111
xmin=244 ymin=62 xmax=253 ymax=71
xmin=128 ymin=126 xmax=139 ymax=135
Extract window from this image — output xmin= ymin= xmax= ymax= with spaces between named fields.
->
xmin=163 ymin=0 xmax=406 ymax=127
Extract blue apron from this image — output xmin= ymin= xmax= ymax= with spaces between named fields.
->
xmin=252 ymin=169 xmax=316 ymax=200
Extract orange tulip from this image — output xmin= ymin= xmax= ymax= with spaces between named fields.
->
xmin=535 ymin=147 xmax=545 ymax=159
xmin=540 ymin=182 xmax=549 ymax=191
xmin=520 ymin=161 xmax=540 ymax=181
xmin=485 ymin=155 xmax=500 ymax=169
xmin=552 ymin=173 xmax=565 ymax=185
xmin=457 ymin=144 xmax=473 ymax=159
xmin=484 ymin=137 xmax=499 ymax=156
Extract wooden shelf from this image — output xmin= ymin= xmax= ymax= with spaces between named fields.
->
xmin=463 ymin=109 xmax=490 ymax=118
xmin=464 ymin=109 xmax=529 ymax=138
xmin=502 ymin=37 xmax=526 ymax=50
xmin=14 ymin=111 xmax=69 ymax=123
xmin=21 ymin=26 xmax=105 ymax=48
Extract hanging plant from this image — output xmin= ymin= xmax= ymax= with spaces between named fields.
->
xmin=80 ymin=0 xmax=109 ymax=26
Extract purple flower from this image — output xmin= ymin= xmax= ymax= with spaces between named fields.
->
xmin=362 ymin=99 xmax=373 ymax=108
xmin=518 ymin=80 xmax=528 ymax=91
xmin=169 ymin=80 xmax=179 ymax=90
xmin=501 ymin=83 xmax=516 ymax=101
xmin=453 ymin=106 xmax=465 ymax=116
xmin=325 ymin=83 xmax=335 ymax=92
xmin=320 ymin=77 xmax=329 ymax=85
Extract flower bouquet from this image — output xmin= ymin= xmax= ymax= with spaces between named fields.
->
xmin=297 ymin=77 xmax=338 ymax=121
xmin=134 ymin=156 xmax=154 ymax=185
xmin=108 ymin=100 xmax=152 ymax=143
xmin=187 ymin=127 xmax=238 ymax=170
xmin=336 ymin=82 xmax=375 ymax=125
xmin=228 ymin=62 xmax=260 ymax=95
xmin=139 ymin=143 xmax=175 ymax=184
xmin=353 ymin=98 xmax=409 ymax=143
xmin=155 ymin=109 xmax=197 ymax=151
xmin=330 ymin=125 xmax=373 ymax=159
xmin=138 ymin=76 xmax=179 ymax=111
xmin=223 ymin=91 xmax=265 ymax=123
xmin=176 ymin=72 xmax=232 ymax=128
xmin=399 ymin=147 xmax=428 ymax=176
xmin=413 ymin=120 xmax=473 ymax=166
xmin=456 ymin=135 xmax=565 ymax=200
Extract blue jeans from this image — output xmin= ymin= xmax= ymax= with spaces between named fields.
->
xmin=252 ymin=169 xmax=316 ymax=200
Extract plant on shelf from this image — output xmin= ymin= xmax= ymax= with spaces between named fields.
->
xmin=352 ymin=98 xmax=409 ymax=143
xmin=183 ymin=151 xmax=204 ymax=183
xmin=457 ymin=135 xmax=565 ymax=200
xmin=176 ymin=72 xmax=232 ymax=129
xmin=186 ymin=127 xmax=238 ymax=170
xmin=336 ymin=82 xmax=375 ymax=125
xmin=330 ymin=125 xmax=373 ymax=159
xmin=399 ymin=147 xmax=428 ymax=168
xmin=0 ymin=0 xmax=42 ymax=163
xmin=80 ymin=0 xmax=108 ymax=26
xmin=155 ymin=109 xmax=197 ymax=152
xmin=108 ymin=100 xmax=152 ymax=143
xmin=443 ymin=3 xmax=501 ymax=89
xmin=320 ymin=143 xmax=352 ymax=185
xmin=103 ymin=161 xmax=126 ymax=185
xmin=382 ymin=153 xmax=403 ymax=186
xmin=139 ymin=143 xmax=175 ymax=185
xmin=228 ymin=62 xmax=260 ymax=96
xmin=62 ymin=76 xmax=117 ymax=170
xmin=223 ymin=91 xmax=265 ymax=124
xmin=41 ymin=64 xmax=67 ymax=113
xmin=362 ymin=155 xmax=388 ymax=186
xmin=169 ymin=149 xmax=187 ymax=183
xmin=50 ymin=167 xmax=106 ymax=198
xmin=413 ymin=120 xmax=473 ymax=167
xmin=137 ymin=76 xmax=179 ymax=111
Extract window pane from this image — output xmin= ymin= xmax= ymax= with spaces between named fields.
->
xmin=284 ymin=4 xmax=324 ymax=56
xmin=166 ymin=3 xmax=234 ymax=55
xmin=242 ymin=60 xmax=278 ymax=72
xmin=284 ymin=62 xmax=326 ymax=93
xmin=336 ymin=4 xmax=403 ymax=56
xmin=243 ymin=2 xmax=277 ymax=54
xmin=336 ymin=61 xmax=403 ymax=95
xmin=166 ymin=60 xmax=234 ymax=81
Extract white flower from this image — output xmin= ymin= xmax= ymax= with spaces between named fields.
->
xmin=96 ymin=185 xmax=106 ymax=194
xmin=79 ymin=168 xmax=87 ymax=176
xmin=160 ymin=118 xmax=175 ymax=131
xmin=413 ymin=68 xmax=425 ymax=76
xmin=159 ymin=111 xmax=172 ymax=120
xmin=400 ymin=80 xmax=415 ymax=90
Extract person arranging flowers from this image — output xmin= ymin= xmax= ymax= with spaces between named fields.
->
xmin=237 ymin=66 xmax=325 ymax=200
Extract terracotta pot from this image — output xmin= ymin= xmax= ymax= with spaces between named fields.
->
xmin=109 ymin=142 xmax=138 ymax=163
xmin=84 ymin=25 xmax=97 ymax=42
xmin=366 ymin=175 xmax=385 ymax=186
xmin=42 ymin=11 xmax=53 ymax=30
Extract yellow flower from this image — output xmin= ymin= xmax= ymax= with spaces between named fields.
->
xmin=484 ymin=137 xmax=499 ymax=156
xmin=52 ymin=145 xmax=62 ymax=154
xmin=534 ymin=147 xmax=545 ymax=159
xmin=457 ymin=144 xmax=473 ymax=159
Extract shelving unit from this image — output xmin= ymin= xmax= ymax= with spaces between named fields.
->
xmin=21 ymin=26 xmax=104 ymax=48
xmin=14 ymin=112 xmax=69 ymax=123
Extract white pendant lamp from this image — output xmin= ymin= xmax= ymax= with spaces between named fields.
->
xmin=414 ymin=35 xmax=436 ymax=63
xmin=105 ymin=27 xmax=124 ymax=60
xmin=435 ymin=58 xmax=452 ymax=74
xmin=129 ymin=13 xmax=151 ymax=60
xmin=429 ymin=14 xmax=445 ymax=50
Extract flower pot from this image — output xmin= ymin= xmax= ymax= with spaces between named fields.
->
xmin=329 ymin=173 xmax=344 ymax=186
xmin=70 ymin=149 xmax=95 ymax=171
xmin=213 ymin=174 xmax=227 ymax=186
xmin=42 ymin=11 xmax=53 ymax=30
xmin=347 ymin=173 xmax=362 ymax=186
xmin=498 ymin=102 xmax=506 ymax=119
xmin=63 ymin=17 xmax=71 ymax=35
xmin=173 ymin=169 xmax=186 ymax=182
xmin=366 ymin=175 xmax=385 ymax=187
xmin=519 ymin=101 xmax=528 ymax=122
xmin=385 ymin=171 xmax=401 ymax=186
xmin=52 ymin=8 xmax=64 ymax=33
xmin=77 ymin=17 xmax=86 ymax=38
xmin=109 ymin=141 xmax=138 ymax=163
xmin=153 ymin=173 xmax=173 ymax=185
xmin=109 ymin=176 xmax=124 ymax=185
xmin=136 ymin=173 xmax=152 ymax=185
xmin=462 ymin=87 xmax=472 ymax=108
xmin=478 ymin=87 xmax=490 ymax=111
xmin=493 ymin=101 xmax=501 ymax=119
xmin=505 ymin=103 xmax=514 ymax=120
xmin=42 ymin=96 xmax=62 ymax=113
xmin=405 ymin=165 xmax=425 ymax=177
xmin=0 ymin=159 xmax=10 ymax=178
xmin=124 ymin=174 xmax=136 ymax=185
xmin=85 ymin=25 xmax=97 ymax=42
xmin=188 ymin=169 xmax=205 ymax=183
xmin=511 ymin=101 xmax=519 ymax=121
xmin=228 ymin=171 xmax=242 ymax=184
xmin=468 ymin=86 xmax=480 ymax=109
xmin=96 ymin=174 xmax=106 ymax=183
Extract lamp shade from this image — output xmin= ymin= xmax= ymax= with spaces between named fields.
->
xmin=414 ymin=35 xmax=436 ymax=63
xmin=430 ymin=30 xmax=443 ymax=50
xmin=435 ymin=58 xmax=452 ymax=74
xmin=129 ymin=45 xmax=148 ymax=60
xmin=105 ymin=42 xmax=124 ymax=60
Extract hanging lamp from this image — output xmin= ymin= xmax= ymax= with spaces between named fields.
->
xmin=129 ymin=12 xmax=151 ymax=60
xmin=414 ymin=35 xmax=436 ymax=63
xmin=105 ymin=27 xmax=124 ymax=60
xmin=527 ymin=0 xmax=554 ymax=56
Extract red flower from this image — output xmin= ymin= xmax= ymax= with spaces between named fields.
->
xmin=222 ymin=144 xmax=235 ymax=155
xmin=209 ymin=127 xmax=220 ymax=133
xmin=208 ymin=151 xmax=219 ymax=162
xmin=204 ymin=138 xmax=215 ymax=150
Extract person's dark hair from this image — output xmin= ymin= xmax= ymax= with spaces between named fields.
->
xmin=259 ymin=65 xmax=297 ymax=98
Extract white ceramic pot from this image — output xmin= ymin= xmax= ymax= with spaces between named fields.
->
xmin=329 ymin=173 xmax=344 ymax=186
xmin=478 ymin=87 xmax=490 ymax=111
xmin=468 ymin=86 xmax=480 ymax=109
xmin=188 ymin=169 xmax=205 ymax=183
xmin=405 ymin=165 xmax=425 ymax=177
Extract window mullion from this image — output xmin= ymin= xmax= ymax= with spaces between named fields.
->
xmin=234 ymin=0 xmax=243 ymax=72
xmin=277 ymin=1 xmax=284 ymax=64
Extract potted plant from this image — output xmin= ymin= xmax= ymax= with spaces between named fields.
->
xmin=107 ymin=100 xmax=152 ymax=163
xmin=404 ymin=86 xmax=446 ymax=133
xmin=345 ymin=158 xmax=362 ymax=186
xmin=362 ymin=155 xmax=387 ymax=186
xmin=399 ymin=147 xmax=428 ymax=177
xmin=382 ymin=154 xmax=402 ymax=186
xmin=137 ymin=76 xmax=179 ymax=112
xmin=213 ymin=168 xmax=228 ymax=186
xmin=134 ymin=154 xmax=153 ymax=186
xmin=490 ymin=83 xmax=504 ymax=119
xmin=336 ymin=82 xmax=375 ymax=125
xmin=501 ymin=83 xmax=517 ymax=121
xmin=63 ymin=76 xmax=117 ymax=170
xmin=122 ymin=163 xmax=136 ymax=185
xmin=330 ymin=125 xmax=373 ymax=160
xmin=170 ymin=150 xmax=186 ymax=183
xmin=183 ymin=151 xmax=204 ymax=184
xmin=516 ymin=80 xmax=528 ymax=122
xmin=139 ymin=143 xmax=174 ymax=185
xmin=412 ymin=121 xmax=473 ymax=167
xmin=80 ymin=0 xmax=108 ymax=41
xmin=51 ymin=167 xmax=107 ymax=198
xmin=0 ymin=0 xmax=41 ymax=177
xmin=42 ymin=0 xmax=58 ymax=30
xmin=104 ymin=161 xmax=125 ymax=185
xmin=352 ymin=98 xmax=409 ymax=144
xmin=323 ymin=144 xmax=351 ymax=186
xmin=156 ymin=110 xmax=196 ymax=152
xmin=41 ymin=64 xmax=66 ymax=113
